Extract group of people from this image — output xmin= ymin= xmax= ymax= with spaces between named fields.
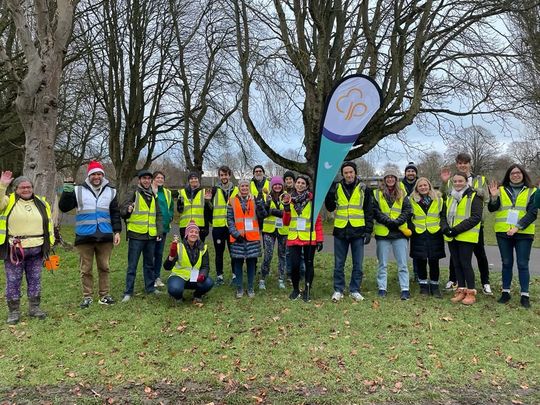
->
xmin=1 ymin=152 xmax=537 ymax=323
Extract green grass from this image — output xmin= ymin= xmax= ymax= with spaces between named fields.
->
xmin=0 ymin=227 xmax=538 ymax=404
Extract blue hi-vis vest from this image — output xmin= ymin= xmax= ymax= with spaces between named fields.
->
xmin=75 ymin=185 xmax=116 ymax=236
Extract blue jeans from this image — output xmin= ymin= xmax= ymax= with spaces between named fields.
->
xmin=496 ymin=235 xmax=532 ymax=294
xmin=333 ymin=236 xmax=365 ymax=293
xmin=234 ymin=258 xmax=257 ymax=292
xmin=124 ymin=238 xmax=156 ymax=295
xmin=167 ymin=275 xmax=214 ymax=300
xmin=153 ymin=233 xmax=167 ymax=281
xmin=376 ymin=238 xmax=409 ymax=291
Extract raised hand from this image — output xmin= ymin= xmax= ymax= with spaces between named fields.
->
xmin=0 ymin=171 xmax=13 ymax=186
xmin=204 ymin=188 xmax=212 ymax=200
xmin=440 ymin=167 xmax=451 ymax=183
xmin=488 ymin=179 xmax=499 ymax=197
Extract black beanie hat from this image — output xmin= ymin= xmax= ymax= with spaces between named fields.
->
xmin=404 ymin=162 xmax=418 ymax=174
xmin=253 ymin=165 xmax=265 ymax=174
xmin=283 ymin=170 xmax=296 ymax=181
xmin=340 ymin=161 xmax=357 ymax=176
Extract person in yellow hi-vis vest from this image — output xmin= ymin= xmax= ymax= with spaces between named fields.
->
xmin=373 ymin=168 xmax=412 ymax=300
xmin=443 ymin=171 xmax=483 ymax=305
xmin=120 ymin=170 xmax=163 ymax=302
xmin=209 ymin=166 xmax=238 ymax=286
xmin=259 ymin=176 xmax=288 ymax=290
xmin=151 ymin=170 xmax=174 ymax=289
xmin=488 ymin=164 xmax=537 ymax=309
xmin=177 ymin=172 xmax=212 ymax=241
xmin=408 ymin=177 xmax=447 ymax=298
xmin=0 ymin=172 xmax=54 ymax=324
xmin=162 ymin=221 xmax=214 ymax=303
xmin=324 ymin=161 xmax=373 ymax=302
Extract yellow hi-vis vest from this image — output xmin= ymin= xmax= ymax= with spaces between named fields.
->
xmin=172 ymin=243 xmax=208 ymax=281
xmin=212 ymin=186 xmax=238 ymax=227
xmin=163 ymin=187 xmax=172 ymax=209
xmin=373 ymin=190 xmax=407 ymax=236
xmin=250 ymin=178 xmax=269 ymax=197
xmin=0 ymin=194 xmax=54 ymax=245
xmin=262 ymin=198 xmax=288 ymax=235
xmin=494 ymin=186 xmax=536 ymax=235
xmin=127 ymin=192 xmax=157 ymax=236
xmin=445 ymin=192 xmax=480 ymax=243
xmin=410 ymin=197 xmax=443 ymax=234
xmin=288 ymin=202 xmax=316 ymax=241
xmin=179 ymin=188 xmax=205 ymax=228
xmin=334 ymin=183 xmax=365 ymax=228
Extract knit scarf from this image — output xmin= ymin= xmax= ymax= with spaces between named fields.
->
xmin=447 ymin=186 xmax=468 ymax=226
xmin=292 ymin=190 xmax=310 ymax=215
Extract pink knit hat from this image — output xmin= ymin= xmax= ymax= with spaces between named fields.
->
xmin=185 ymin=221 xmax=200 ymax=237
xmin=270 ymin=176 xmax=284 ymax=189
xmin=87 ymin=161 xmax=104 ymax=176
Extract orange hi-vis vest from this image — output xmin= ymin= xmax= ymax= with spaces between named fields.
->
xmin=229 ymin=196 xmax=260 ymax=243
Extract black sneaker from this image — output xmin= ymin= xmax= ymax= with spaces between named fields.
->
xmin=419 ymin=284 xmax=429 ymax=295
xmin=216 ymin=275 xmax=225 ymax=286
xmin=80 ymin=297 xmax=93 ymax=309
xmin=498 ymin=292 xmax=511 ymax=304
xmin=520 ymin=295 xmax=531 ymax=309
xmin=98 ymin=295 xmax=115 ymax=305
xmin=302 ymin=290 xmax=311 ymax=302
xmin=289 ymin=290 xmax=301 ymax=300
xmin=378 ymin=289 xmax=387 ymax=297
xmin=400 ymin=290 xmax=410 ymax=301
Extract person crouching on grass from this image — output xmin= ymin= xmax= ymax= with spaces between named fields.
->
xmin=282 ymin=175 xmax=324 ymax=302
xmin=163 ymin=221 xmax=214 ymax=303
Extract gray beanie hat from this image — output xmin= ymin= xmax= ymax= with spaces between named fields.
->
xmin=382 ymin=168 xmax=400 ymax=180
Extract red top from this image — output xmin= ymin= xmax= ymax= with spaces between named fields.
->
xmin=282 ymin=211 xmax=324 ymax=246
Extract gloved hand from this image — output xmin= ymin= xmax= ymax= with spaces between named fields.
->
xmin=63 ymin=182 xmax=75 ymax=193
xmin=364 ymin=234 xmax=371 ymax=245
xmin=386 ymin=220 xmax=399 ymax=230
xmin=444 ymin=228 xmax=456 ymax=237
xmin=197 ymin=273 xmax=206 ymax=283
xmin=235 ymin=235 xmax=245 ymax=243
xmin=169 ymin=241 xmax=178 ymax=258
xmin=316 ymin=242 xmax=323 ymax=252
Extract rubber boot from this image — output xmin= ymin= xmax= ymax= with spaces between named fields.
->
xmin=461 ymin=289 xmax=477 ymax=305
xmin=429 ymin=283 xmax=442 ymax=298
xmin=450 ymin=288 xmax=466 ymax=303
xmin=6 ymin=300 xmax=20 ymax=325
xmin=419 ymin=283 xmax=430 ymax=295
xmin=28 ymin=296 xmax=47 ymax=319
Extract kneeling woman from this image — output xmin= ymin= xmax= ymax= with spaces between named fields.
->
xmin=444 ymin=172 xmax=483 ymax=305
xmin=163 ymin=221 xmax=214 ymax=303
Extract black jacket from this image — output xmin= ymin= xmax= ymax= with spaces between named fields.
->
xmin=408 ymin=197 xmax=447 ymax=260
xmin=177 ymin=186 xmax=212 ymax=238
xmin=444 ymin=187 xmax=482 ymax=236
xmin=163 ymin=239 xmax=210 ymax=276
xmin=373 ymin=190 xmax=412 ymax=240
xmin=120 ymin=186 xmax=163 ymax=240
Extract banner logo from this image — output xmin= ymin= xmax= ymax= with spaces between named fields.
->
xmin=336 ymin=88 xmax=368 ymax=120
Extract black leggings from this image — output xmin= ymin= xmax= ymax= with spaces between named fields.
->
xmin=448 ymin=241 xmax=475 ymax=289
xmin=289 ymin=245 xmax=316 ymax=291
xmin=416 ymin=258 xmax=440 ymax=282
xmin=212 ymin=226 xmax=231 ymax=277
xmin=448 ymin=226 xmax=489 ymax=285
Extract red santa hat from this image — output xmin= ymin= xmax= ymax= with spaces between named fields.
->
xmin=87 ymin=161 xmax=105 ymax=176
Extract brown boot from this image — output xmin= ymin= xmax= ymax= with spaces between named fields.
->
xmin=462 ymin=289 xmax=477 ymax=305
xmin=450 ymin=288 xmax=466 ymax=303
xmin=6 ymin=300 xmax=20 ymax=325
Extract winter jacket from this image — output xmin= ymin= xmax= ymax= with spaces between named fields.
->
xmin=227 ymin=195 xmax=266 ymax=259
xmin=59 ymin=178 xmax=122 ymax=245
xmin=162 ymin=239 xmax=210 ymax=276
xmin=373 ymin=191 xmax=412 ymax=240
xmin=120 ymin=186 xmax=163 ymax=240
xmin=408 ymin=197 xmax=447 ymax=260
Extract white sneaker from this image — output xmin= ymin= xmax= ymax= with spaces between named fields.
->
xmin=278 ymin=279 xmax=286 ymax=289
xmin=350 ymin=292 xmax=364 ymax=302
xmin=331 ymin=291 xmax=343 ymax=302
xmin=483 ymin=284 xmax=493 ymax=295
xmin=154 ymin=278 xmax=165 ymax=288
xmin=121 ymin=294 xmax=131 ymax=303
xmin=445 ymin=281 xmax=456 ymax=290
xmin=258 ymin=280 xmax=266 ymax=290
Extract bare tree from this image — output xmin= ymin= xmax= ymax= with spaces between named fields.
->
xmin=444 ymin=125 xmax=501 ymax=175
xmin=0 ymin=0 xmax=75 ymax=202
xmin=233 ymin=0 xmax=517 ymax=177
xmin=168 ymin=0 xmax=242 ymax=174
xmin=416 ymin=151 xmax=445 ymax=185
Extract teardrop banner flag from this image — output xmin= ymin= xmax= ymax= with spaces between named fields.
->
xmin=312 ymin=74 xmax=383 ymax=216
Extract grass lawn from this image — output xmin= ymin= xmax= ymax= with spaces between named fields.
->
xmin=0 ymin=227 xmax=538 ymax=404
